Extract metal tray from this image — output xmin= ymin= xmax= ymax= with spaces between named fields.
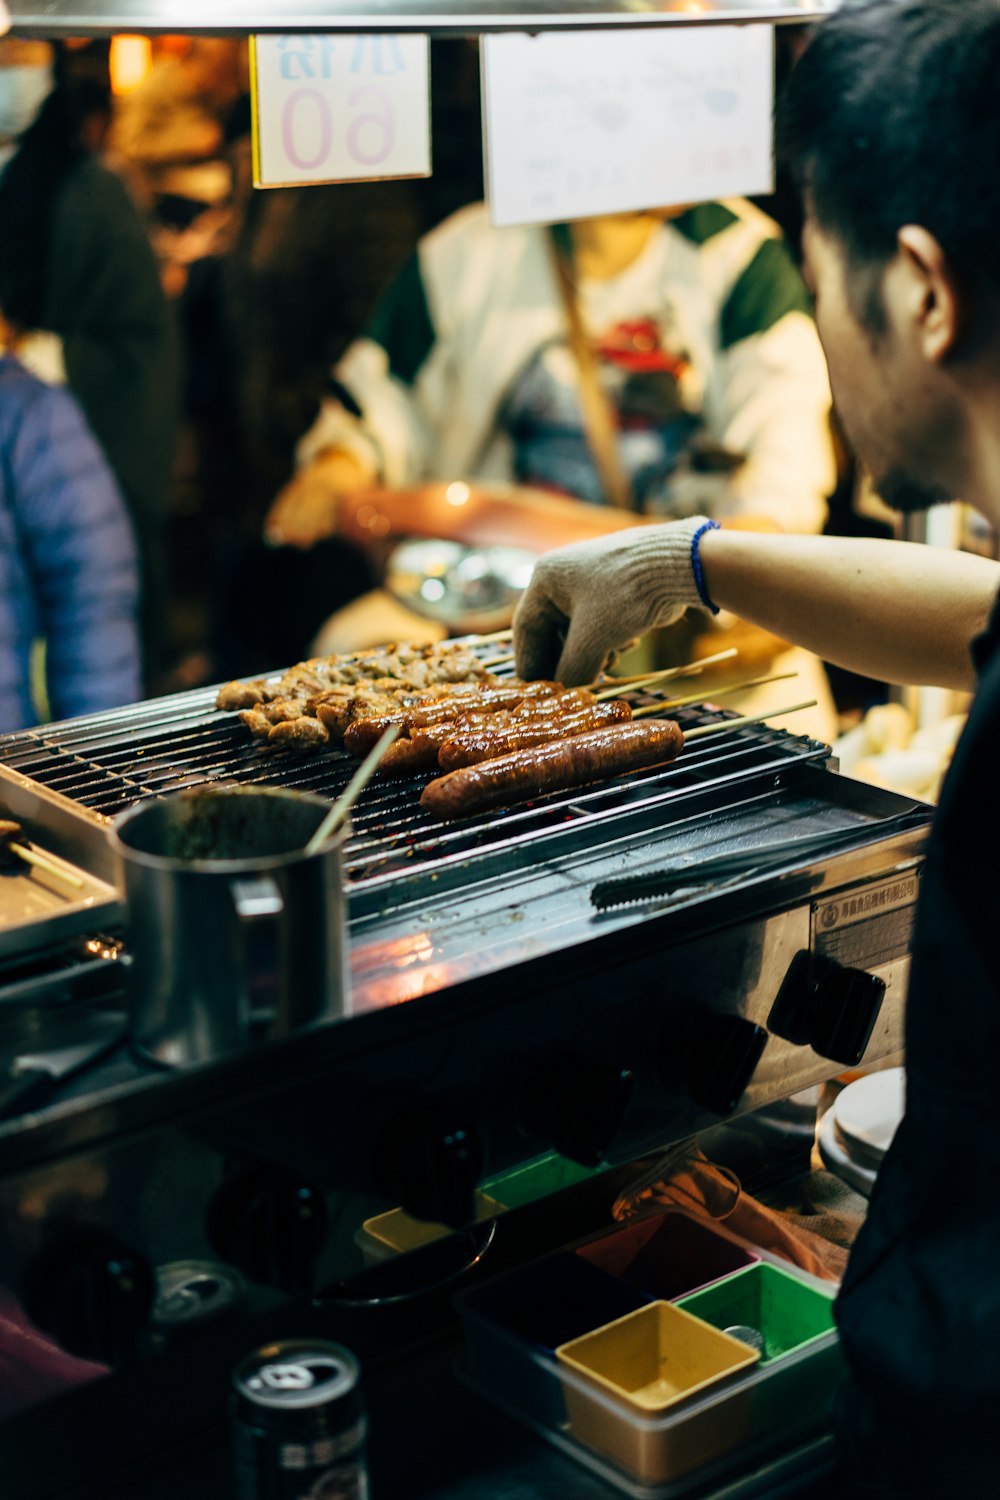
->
xmin=0 ymin=802 xmax=123 ymax=963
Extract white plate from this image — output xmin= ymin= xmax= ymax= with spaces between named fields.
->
xmin=832 ymin=1068 xmax=906 ymax=1162
xmin=817 ymin=1111 xmax=878 ymax=1199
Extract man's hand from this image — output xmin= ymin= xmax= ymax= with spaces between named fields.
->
xmin=264 ymin=449 xmax=373 ymax=549
xmin=513 ymin=517 xmax=715 ymax=685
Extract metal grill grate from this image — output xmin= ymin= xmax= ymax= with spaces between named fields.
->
xmin=0 ymin=683 xmax=829 ymax=888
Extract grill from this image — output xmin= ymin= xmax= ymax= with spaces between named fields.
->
xmin=0 ymin=661 xmax=932 ymax=1497
xmin=0 ymin=674 xmax=831 ymax=893
xmin=0 ymin=658 xmax=931 ymax=1097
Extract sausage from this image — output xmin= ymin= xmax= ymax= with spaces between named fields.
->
xmin=379 ymin=736 xmax=444 ymax=775
xmin=341 ymin=682 xmax=576 ymax=755
xmin=420 ymin=719 xmax=685 ymax=821
xmin=379 ymin=697 xmax=631 ymax=776
xmin=437 ymin=700 xmax=633 ymax=770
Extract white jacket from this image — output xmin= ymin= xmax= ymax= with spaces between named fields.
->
xmin=299 ymin=200 xmax=835 ymax=534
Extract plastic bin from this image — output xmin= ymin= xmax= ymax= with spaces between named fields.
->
xmin=458 ymin=1216 xmax=845 ymax=1496
xmin=576 ymin=1208 xmax=758 ymax=1300
xmin=458 ymin=1251 xmax=654 ymax=1429
xmin=556 ymin=1300 xmax=759 ymax=1413
xmin=676 ymin=1262 xmax=836 ymax=1364
xmin=356 ymin=1191 xmax=501 ymax=1264
xmin=481 ymin=1152 xmax=599 ymax=1209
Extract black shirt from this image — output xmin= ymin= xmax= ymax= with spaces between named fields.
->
xmin=834 ymin=588 xmax=1000 ymax=1496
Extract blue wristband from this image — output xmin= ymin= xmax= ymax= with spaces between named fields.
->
xmin=690 ymin=520 xmax=721 ymax=614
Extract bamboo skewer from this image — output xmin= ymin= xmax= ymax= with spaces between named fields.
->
xmin=305 ymin=725 xmax=402 ymax=852
xmin=482 ymin=645 xmax=742 ymax=686
xmin=630 ymin=672 xmax=798 ymax=718
xmin=471 ymin=628 xmax=514 ymax=645
xmin=5 ymin=841 xmax=86 ymax=890
xmin=683 ymin=701 xmax=818 ymax=739
xmin=592 ymin=648 xmax=739 ymax=696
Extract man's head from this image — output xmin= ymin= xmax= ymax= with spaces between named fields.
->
xmin=779 ymin=0 xmax=1000 ymax=515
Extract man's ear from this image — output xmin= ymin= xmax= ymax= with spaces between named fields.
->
xmin=896 ymin=224 xmax=965 ymax=361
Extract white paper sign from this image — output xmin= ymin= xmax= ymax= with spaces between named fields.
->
xmin=482 ymin=27 xmax=774 ymax=228
xmin=251 ymin=34 xmax=431 ymax=189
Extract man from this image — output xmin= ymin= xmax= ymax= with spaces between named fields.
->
xmin=0 ymin=36 xmax=179 ymax=688
xmin=514 ymin=2 xmax=1000 ymax=1494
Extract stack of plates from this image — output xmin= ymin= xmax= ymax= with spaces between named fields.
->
xmin=817 ymin=1067 xmax=906 ymax=1197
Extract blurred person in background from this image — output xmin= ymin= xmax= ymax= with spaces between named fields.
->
xmin=264 ymin=196 xmax=838 ymax=734
xmin=0 ymin=36 xmax=180 ymax=690
xmin=0 ymin=340 xmax=142 ymax=732
xmin=108 ymin=37 xmax=249 ymax=314
xmin=269 ymin=201 xmax=833 ymax=541
xmin=108 ymin=36 xmax=245 ymax=226
xmin=168 ymin=38 xmax=481 ymax=687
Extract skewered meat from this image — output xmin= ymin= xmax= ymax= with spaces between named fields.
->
xmin=438 ymin=700 xmax=633 ymax=770
xmin=341 ymin=682 xmax=574 ymax=755
xmin=420 ymin=720 xmax=685 ymax=820
xmin=215 ymin=641 xmax=495 ymax=713
xmin=239 ymin=708 xmax=275 ymax=738
xmin=311 ymin=678 xmax=519 ymax=738
xmin=266 ymin=717 xmax=331 ymax=747
xmin=379 ymin=699 xmax=633 ymax=775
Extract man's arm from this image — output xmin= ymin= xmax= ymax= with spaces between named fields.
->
xmin=699 ymin=528 xmax=996 ymax=691
xmin=513 ymin=517 xmax=999 ymax=689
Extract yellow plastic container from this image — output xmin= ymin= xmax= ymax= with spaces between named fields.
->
xmin=355 ymin=1192 xmax=502 ymax=1263
xmin=557 ymin=1300 xmax=759 ymax=1414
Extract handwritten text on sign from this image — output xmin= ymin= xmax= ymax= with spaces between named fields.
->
xmin=482 ymin=28 xmax=773 ymax=227
xmin=251 ymin=34 xmax=431 ymax=188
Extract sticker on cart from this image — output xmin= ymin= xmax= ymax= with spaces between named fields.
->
xmin=481 ymin=26 xmax=774 ymax=227
xmin=250 ymin=33 xmax=431 ymax=188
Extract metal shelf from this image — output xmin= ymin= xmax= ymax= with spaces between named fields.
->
xmin=6 ymin=0 xmax=838 ymax=40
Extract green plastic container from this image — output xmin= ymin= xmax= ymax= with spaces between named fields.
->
xmin=677 ymin=1263 xmax=836 ymax=1364
xmin=482 ymin=1153 xmax=599 ymax=1210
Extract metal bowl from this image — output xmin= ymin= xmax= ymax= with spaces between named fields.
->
xmin=384 ymin=537 xmax=537 ymax=633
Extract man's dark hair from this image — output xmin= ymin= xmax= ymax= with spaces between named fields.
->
xmin=778 ymin=0 xmax=1000 ymax=330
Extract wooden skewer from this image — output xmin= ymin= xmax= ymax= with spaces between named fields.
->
xmin=630 ymin=671 xmax=798 ymax=718
xmin=481 ymin=654 xmax=515 ymax=670
xmin=593 ymin=647 xmax=739 ymax=696
xmin=6 ymin=841 xmax=86 ymax=890
xmin=471 ymin=628 xmax=514 ymax=645
xmin=304 ymin=724 xmax=402 ymax=852
xmin=683 ymin=701 xmax=818 ymax=740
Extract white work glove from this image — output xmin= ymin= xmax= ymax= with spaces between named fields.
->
xmin=513 ymin=517 xmax=718 ymax=686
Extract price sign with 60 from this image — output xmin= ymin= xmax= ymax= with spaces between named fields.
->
xmin=251 ymin=34 xmax=431 ymax=188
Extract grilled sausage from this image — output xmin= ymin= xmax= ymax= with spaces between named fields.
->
xmin=340 ymin=681 xmax=573 ymax=755
xmin=379 ymin=736 xmax=444 ymax=774
xmin=437 ymin=700 xmax=633 ymax=769
xmin=379 ymin=697 xmax=632 ymax=776
xmin=420 ymin=719 xmax=684 ymax=820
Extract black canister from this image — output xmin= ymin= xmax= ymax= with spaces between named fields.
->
xmin=232 ymin=1339 xmax=369 ymax=1499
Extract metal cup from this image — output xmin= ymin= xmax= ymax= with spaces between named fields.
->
xmin=110 ymin=786 xmax=350 ymax=1068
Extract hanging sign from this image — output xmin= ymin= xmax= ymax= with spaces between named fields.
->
xmin=481 ymin=26 xmax=774 ymax=227
xmin=250 ymin=33 xmax=431 ymax=189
